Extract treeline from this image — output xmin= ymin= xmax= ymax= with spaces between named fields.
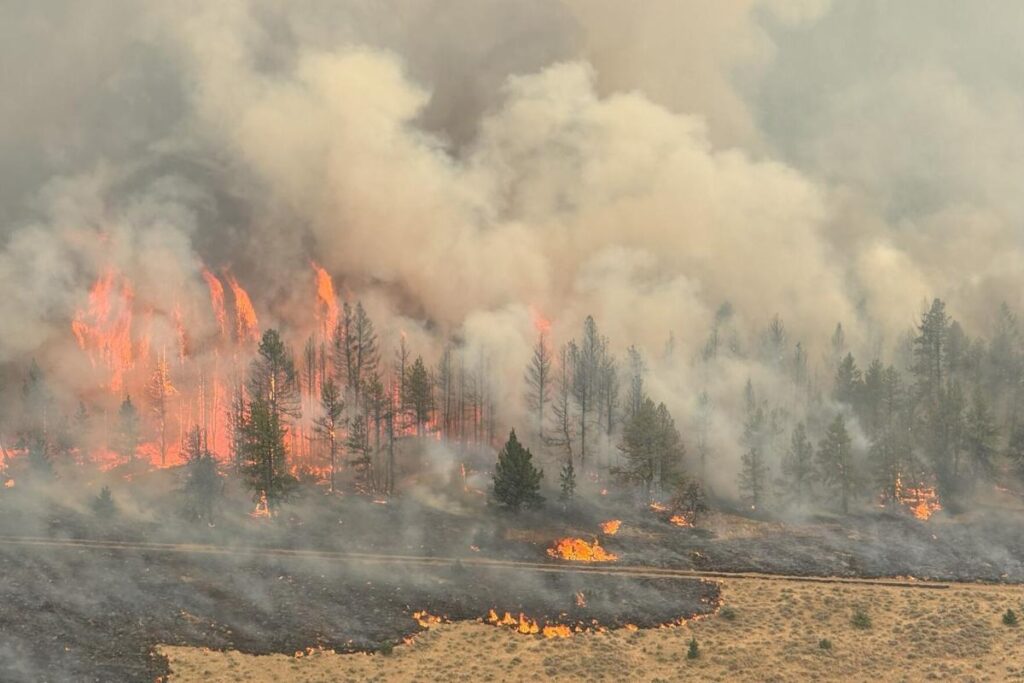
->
xmin=737 ymin=299 xmax=1023 ymax=514
xmin=4 ymin=295 xmax=1024 ymax=521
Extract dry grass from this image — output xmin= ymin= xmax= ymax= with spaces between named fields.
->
xmin=161 ymin=578 xmax=1024 ymax=682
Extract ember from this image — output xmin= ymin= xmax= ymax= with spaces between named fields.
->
xmin=600 ymin=519 xmax=621 ymax=535
xmin=547 ymin=537 xmax=618 ymax=562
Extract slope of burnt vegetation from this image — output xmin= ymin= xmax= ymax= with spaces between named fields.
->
xmin=0 ymin=531 xmax=718 ymax=682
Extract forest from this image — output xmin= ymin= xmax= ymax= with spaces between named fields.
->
xmin=5 ymin=284 xmax=1023 ymax=527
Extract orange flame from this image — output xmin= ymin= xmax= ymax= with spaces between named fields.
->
xmin=547 ymin=537 xmax=618 ymax=562
xmin=600 ymin=520 xmax=621 ymax=535
xmin=201 ymin=269 xmax=227 ymax=339
xmin=249 ymin=491 xmax=271 ymax=518
xmin=485 ymin=610 xmax=571 ymax=638
xmin=668 ymin=514 xmax=694 ymax=527
xmin=72 ymin=268 xmax=135 ymax=392
xmin=529 ymin=306 xmax=552 ymax=335
xmin=413 ymin=611 xmax=445 ymax=628
xmin=227 ymin=275 xmax=259 ymax=343
xmin=894 ymin=475 xmax=942 ymax=520
xmin=311 ymin=261 xmax=339 ymax=340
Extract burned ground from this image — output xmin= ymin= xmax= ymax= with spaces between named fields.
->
xmin=0 ymin=481 xmax=1021 ymax=681
xmin=0 ymin=537 xmax=718 ymax=682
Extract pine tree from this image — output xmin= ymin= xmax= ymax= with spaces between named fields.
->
xmin=817 ymin=414 xmax=856 ymax=514
xmin=115 ymin=395 xmax=140 ymax=463
xmin=334 ymin=301 xmax=379 ymax=406
xmin=738 ymin=446 xmax=767 ymax=511
xmin=572 ymin=316 xmax=607 ymax=471
xmin=872 ymin=365 xmax=909 ymax=502
xmin=626 ymin=346 xmax=645 ymax=419
xmin=912 ymin=299 xmax=951 ymax=402
xmin=91 ymin=486 xmax=117 ymax=519
xmin=146 ymin=352 xmax=176 ymax=466
xmin=1007 ymin=424 xmax=1024 ymax=481
xmin=525 ymin=331 xmax=552 ymax=442
xmin=346 ymin=408 xmax=372 ymax=489
xmin=619 ymin=398 xmax=684 ymax=497
xmin=393 ymin=334 xmax=411 ymax=432
xmin=781 ymin=422 xmax=815 ymax=506
xmin=738 ymin=384 xmax=768 ymax=510
xmin=407 ymin=356 xmax=433 ymax=438
xmin=559 ymin=457 xmax=576 ymax=502
xmin=491 ymin=429 xmax=543 ymax=512
xmin=313 ymin=378 xmax=345 ymax=493
xmin=19 ymin=361 xmax=51 ymax=462
xmin=962 ymin=388 xmax=996 ymax=487
xmin=833 ymin=353 xmax=863 ymax=406
xmin=182 ymin=426 xmax=220 ymax=524
xmin=240 ymin=330 xmax=300 ymax=512
xmin=599 ymin=353 xmax=620 ymax=445
xmin=760 ymin=314 xmax=787 ymax=368
xmin=547 ymin=343 xmax=576 ymax=461
xmin=694 ymin=391 xmax=712 ymax=481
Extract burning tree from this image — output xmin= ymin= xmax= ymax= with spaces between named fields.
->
xmin=491 ymin=429 xmax=543 ymax=512
xmin=146 ymin=352 xmax=176 ymax=466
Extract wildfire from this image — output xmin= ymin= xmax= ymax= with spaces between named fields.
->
xmin=249 ymin=491 xmax=271 ymax=518
xmin=72 ymin=268 xmax=135 ymax=391
xmin=413 ymin=611 xmax=446 ymax=628
xmin=547 ymin=537 xmax=618 ymax=562
xmin=575 ymin=592 xmax=586 ymax=607
xmin=599 ymin=519 xmax=621 ymax=535
xmin=668 ymin=514 xmax=694 ymax=528
xmin=3 ymin=479 xmax=14 ymax=488
xmin=894 ymin=475 xmax=942 ymax=520
xmin=485 ymin=610 xmax=572 ymax=638
xmin=201 ymin=269 xmax=227 ymax=339
xmin=529 ymin=306 xmax=552 ymax=335
xmin=311 ymin=262 xmax=339 ymax=340
xmin=226 ymin=275 xmax=259 ymax=343
xmin=649 ymin=501 xmax=669 ymax=513
xmin=901 ymin=486 xmax=942 ymax=521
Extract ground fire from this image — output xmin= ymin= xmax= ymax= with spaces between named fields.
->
xmin=547 ymin=537 xmax=618 ymax=562
xmin=600 ymin=519 xmax=621 ymax=535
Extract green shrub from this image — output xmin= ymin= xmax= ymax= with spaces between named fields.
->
xmin=686 ymin=637 xmax=699 ymax=660
xmin=1003 ymin=609 xmax=1019 ymax=626
xmin=719 ymin=606 xmax=737 ymax=621
xmin=818 ymin=638 xmax=832 ymax=650
xmin=91 ymin=486 xmax=117 ymax=519
xmin=851 ymin=609 xmax=872 ymax=630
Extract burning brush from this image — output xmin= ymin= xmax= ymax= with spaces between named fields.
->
xmin=547 ymin=537 xmax=618 ymax=562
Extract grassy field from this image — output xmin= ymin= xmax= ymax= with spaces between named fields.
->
xmin=161 ymin=577 xmax=1024 ymax=682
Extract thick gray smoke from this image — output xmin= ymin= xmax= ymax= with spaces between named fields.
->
xmin=2 ymin=1 xmax=1022 ymax=491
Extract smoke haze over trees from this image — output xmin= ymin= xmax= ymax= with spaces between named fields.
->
xmin=2 ymin=2 xmax=1024 ymax=510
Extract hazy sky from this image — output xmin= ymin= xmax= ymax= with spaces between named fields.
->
xmin=2 ymin=1 xmax=1023 ymax=441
